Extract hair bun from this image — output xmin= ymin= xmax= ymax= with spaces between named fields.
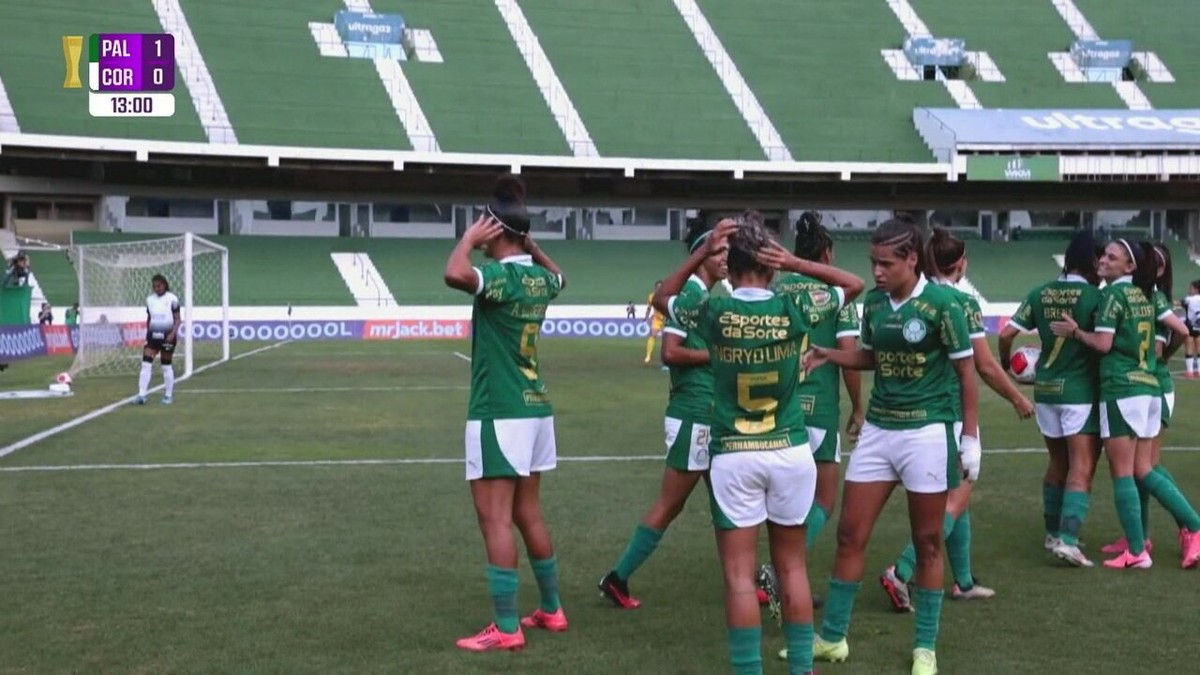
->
xmin=493 ymin=174 xmax=526 ymax=203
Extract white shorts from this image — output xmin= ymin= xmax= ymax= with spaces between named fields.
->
xmin=465 ymin=417 xmax=557 ymax=480
xmin=806 ymin=426 xmax=841 ymax=464
xmin=664 ymin=417 xmax=711 ymax=471
xmin=1164 ymin=391 xmax=1175 ymax=423
xmin=845 ymin=421 xmax=962 ymax=493
xmin=1034 ymin=403 xmax=1097 ymax=438
xmin=709 ymin=444 xmax=816 ymax=529
xmin=1100 ymin=396 xmax=1161 ymax=440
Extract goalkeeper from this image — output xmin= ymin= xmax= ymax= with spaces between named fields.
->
xmin=136 ymin=274 xmax=181 ymax=405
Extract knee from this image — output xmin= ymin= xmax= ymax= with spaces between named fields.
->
xmin=912 ymin=530 xmax=943 ymax=563
xmin=835 ymin=521 xmax=868 ymax=552
xmin=512 ymin=503 xmax=543 ymax=531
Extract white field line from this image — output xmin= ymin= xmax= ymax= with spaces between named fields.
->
xmin=7 ymin=446 xmax=1200 ymax=474
xmin=453 ymin=351 xmax=472 ymax=362
xmin=0 ymin=341 xmax=290 ymax=460
xmin=183 ymin=385 xmax=467 ymax=394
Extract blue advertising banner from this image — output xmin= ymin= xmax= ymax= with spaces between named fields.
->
xmin=334 ymin=10 xmax=407 ymax=60
xmin=1071 ymin=39 xmax=1132 ymax=68
xmin=903 ymin=37 xmax=966 ymax=67
xmin=915 ymin=109 xmax=1200 ymax=153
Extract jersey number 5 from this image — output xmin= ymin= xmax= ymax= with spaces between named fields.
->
xmin=519 ymin=323 xmax=539 ymax=380
xmin=735 ymin=371 xmax=779 ymax=434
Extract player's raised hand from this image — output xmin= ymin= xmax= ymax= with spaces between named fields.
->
xmin=464 ymin=215 xmax=504 ymax=247
xmin=705 ymin=218 xmax=738 ymax=255
xmin=755 ymin=239 xmax=792 ymax=270
xmin=804 ymin=345 xmax=830 ymax=373
xmin=1049 ymin=313 xmax=1078 ymax=338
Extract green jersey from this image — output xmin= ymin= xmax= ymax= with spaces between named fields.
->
xmin=1152 ymin=290 xmax=1176 ymax=394
xmin=687 ymin=286 xmax=841 ymax=455
xmin=860 ymin=277 xmax=973 ymax=429
xmin=467 ymin=256 xmax=562 ymax=420
xmin=930 ymin=280 xmax=985 ymax=418
xmin=1008 ymin=275 xmax=1102 ymax=405
xmin=663 ymin=275 xmax=714 ymax=423
xmin=772 ymin=272 xmax=860 ymax=428
xmin=1094 ymin=277 xmax=1160 ymax=400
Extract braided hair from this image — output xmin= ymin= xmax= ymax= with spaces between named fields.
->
xmin=794 ymin=211 xmax=833 ymax=263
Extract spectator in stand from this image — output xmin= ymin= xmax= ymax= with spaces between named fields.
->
xmin=626 ymin=301 xmax=636 ymax=319
xmin=3 ymin=254 xmax=30 ymax=287
xmin=38 ymin=303 xmax=53 ymax=325
xmin=66 ymin=302 xmax=80 ymax=326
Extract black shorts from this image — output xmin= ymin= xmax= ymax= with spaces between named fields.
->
xmin=1189 ymin=326 xmax=1200 ymax=338
xmin=145 ymin=330 xmax=176 ymax=353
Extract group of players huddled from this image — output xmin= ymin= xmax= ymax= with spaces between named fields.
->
xmin=444 ymin=175 xmax=1199 ymax=675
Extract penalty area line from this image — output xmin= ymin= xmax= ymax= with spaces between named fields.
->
xmin=0 ymin=340 xmax=291 ymax=460
xmin=6 ymin=446 xmax=1200 ymax=474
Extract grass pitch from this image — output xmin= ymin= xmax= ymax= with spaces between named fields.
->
xmin=2 ymin=338 xmax=1198 ymax=673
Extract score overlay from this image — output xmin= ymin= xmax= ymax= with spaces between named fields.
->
xmin=77 ymin=33 xmax=177 ymax=117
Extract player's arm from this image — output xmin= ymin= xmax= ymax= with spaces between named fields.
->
xmin=661 ymin=329 xmax=708 ymax=367
xmin=997 ymin=324 xmax=1021 ymax=372
xmin=838 ymin=335 xmax=865 ymax=436
xmin=807 ymin=345 xmax=874 ymax=372
xmin=971 ymin=335 xmax=1033 ymax=418
xmin=168 ymin=303 xmax=181 ymax=341
xmin=443 ymin=216 xmax=503 ymax=294
xmin=523 ymin=234 xmax=566 ymax=290
xmin=1051 ymin=313 xmax=1113 ymax=353
xmin=757 ymin=242 xmax=866 ymax=303
xmin=654 ymin=219 xmax=737 ymax=317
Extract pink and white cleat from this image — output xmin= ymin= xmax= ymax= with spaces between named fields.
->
xmin=1181 ymin=530 xmax=1200 ymax=569
xmin=520 ymin=608 xmax=569 ymax=632
xmin=1099 ymin=536 xmax=1153 ymax=555
xmin=455 ymin=623 xmax=525 ymax=652
xmin=1103 ymin=549 xmax=1153 ymax=569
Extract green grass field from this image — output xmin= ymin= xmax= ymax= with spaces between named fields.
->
xmin=2 ymin=338 xmax=1199 ymax=674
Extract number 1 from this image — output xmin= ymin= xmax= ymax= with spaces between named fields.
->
xmin=154 ymin=39 xmax=161 ymax=58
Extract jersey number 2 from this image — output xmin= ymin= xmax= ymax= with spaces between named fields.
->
xmin=735 ymin=371 xmax=779 ymax=434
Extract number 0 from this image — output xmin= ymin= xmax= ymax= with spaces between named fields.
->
xmin=152 ymin=68 xmax=163 ymax=85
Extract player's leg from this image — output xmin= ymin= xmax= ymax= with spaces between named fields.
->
xmin=817 ymin=422 xmax=897 ymax=662
xmin=1099 ymin=399 xmax=1150 ymax=569
xmin=806 ymin=426 xmax=840 ymax=550
xmin=601 ymin=419 xmax=707 ymax=608
xmin=515 ymin=417 xmax=568 ymax=629
xmin=1042 ymin=438 xmax=1068 ymax=549
xmin=644 ymin=327 xmax=659 ymax=363
xmin=158 ymin=338 xmax=176 ymax=404
xmin=1132 ymin=404 xmax=1200 ymax=568
xmin=759 ymin=444 xmax=816 ymax=671
xmin=1054 ymin=430 xmax=1100 ymax=567
xmin=1187 ymin=335 xmax=1198 ymax=377
xmin=136 ymin=342 xmax=158 ymax=404
xmin=458 ymin=419 xmax=533 ymax=651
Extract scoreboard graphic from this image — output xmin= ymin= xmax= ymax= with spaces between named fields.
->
xmin=63 ymin=34 xmax=177 ymax=118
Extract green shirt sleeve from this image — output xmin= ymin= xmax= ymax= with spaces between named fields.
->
xmin=964 ymin=296 xmax=985 ymax=339
xmin=475 ymin=262 xmax=517 ymax=304
xmin=860 ymin=298 xmax=875 ymax=350
xmin=1009 ymin=290 xmax=1035 ymax=332
xmin=1095 ymin=289 xmax=1123 ymax=333
xmin=940 ymin=297 xmax=974 ymax=360
xmin=836 ymin=301 xmax=860 ymax=339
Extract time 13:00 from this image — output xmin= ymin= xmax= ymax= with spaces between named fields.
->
xmin=111 ymin=96 xmax=153 ymax=114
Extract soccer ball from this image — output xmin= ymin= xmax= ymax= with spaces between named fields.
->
xmin=55 ymin=372 xmax=73 ymax=386
xmin=1009 ymin=346 xmax=1040 ymax=384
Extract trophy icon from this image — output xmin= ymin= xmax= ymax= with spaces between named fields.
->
xmin=62 ymin=35 xmax=83 ymax=89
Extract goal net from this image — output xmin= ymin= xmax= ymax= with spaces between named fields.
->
xmin=69 ymin=234 xmax=230 ymax=378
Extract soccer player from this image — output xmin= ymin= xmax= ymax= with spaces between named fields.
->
xmin=803 ymin=219 xmax=979 ymax=675
xmin=757 ymin=212 xmax=864 ymax=619
xmin=443 ymin=176 xmax=568 ymax=652
xmin=136 ymin=274 xmax=180 ymax=405
xmin=1182 ymin=280 xmax=1200 ymax=377
xmin=598 ymin=220 xmax=729 ymax=609
xmin=644 ymin=281 xmax=666 ymax=364
xmin=998 ymin=231 xmax=1103 ymax=567
xmin=1097 ymin=243 xmax=1198 ymax=562
xmin=879 ymin=229 xmax=1033 ymax=608
xmin=1050 ymin=239 xmax=1200 ymax=569
xmin=654 ymin=214 xmax=864 ymax=675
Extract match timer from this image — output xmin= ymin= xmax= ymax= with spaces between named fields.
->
xmin=85 ymin=33 xmax=176 ymax=118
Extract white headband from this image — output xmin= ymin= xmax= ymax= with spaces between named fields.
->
xmin=1116 ymin=239 xmax=1137 ymax=270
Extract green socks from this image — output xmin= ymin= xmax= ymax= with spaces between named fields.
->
xmin=913 ymin=587 xmax=944 ymax=651
xmin=1059 ymin=490 xmax=1090 ymax=546
xmin=805 ymin=504 xmax=830 ymax=550
xmin=613 ymin=524 xmax=663 ymax=581
xmin=1138 ymin=477 xmax=1151 ymax=532
xmin=894 ymin=512 xmax=958 ymax=584
xmin=1113 ymin=476 xmax=1146 ymax=555
xmin=783 ymin=622 xmax=814 ymax=675
xmin=728 ymin=626 xmax=762 ymax=675
xmin=1043 ymin=482 xmax=1064 ymax=537
xmin=530 ymin=556 xmax=561 ymax=613
xmin=819 ymin=579 xmax=861 ymax=643
xmin=946 ymin=510 xmax=974 ymax=589
xmin=487 ymin=564 xmax=520 ymax=633
xmin=1142 ymin=470 xmax=1200 ymax=532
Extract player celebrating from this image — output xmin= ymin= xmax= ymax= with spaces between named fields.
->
xmin=998 ymin=231 xmax=1104 ymax=567
xmin=644 ymin=281 xmax=666 ymax=365
xmin=136 ymin=274 xmax=180 ymax=405
xmin=1097 ymin=243 xmax=1197 ymax=561
xmin=879 ymin=228 xmax=1032 ymax=608
xmin=1182 ymin=280 xmax=1200 ymax=377
xmin=443 ymin=176 xmax=568 ymax=652
xmin=1051 ymin=239 xmax=1200 ymax=569
xmin=598 ymin=220 xmax=729 ymax=609
xmin=654 ymin=214 xmax=864 ymax=675
xmin=803 ymin=219 xmax=978 ymax=675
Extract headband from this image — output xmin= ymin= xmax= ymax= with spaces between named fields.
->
xmin=1153 ymin=246 xmax=1166 ymax=267
xmin=689 ymin=230 xmax=713 ymax=253
xmin=1116 ymin=239 xmax=1137 ymax=270
xmin=485 ymin=204 xmax=524 ymax=235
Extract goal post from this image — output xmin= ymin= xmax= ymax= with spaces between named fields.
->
xmin=69 ymin=233 xmax=230 ymax=379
